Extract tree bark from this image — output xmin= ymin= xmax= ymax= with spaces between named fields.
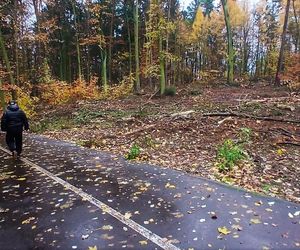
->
xmin=159 ymin=33 xmax=166 ymax=95
xmin=101 ymin=49 xmax=108 ymax=92
xmin=71 ymin=0 xmax=82 ymax=82
xmin=0 ymin=28 xmax=16 ymax=100
xmin=0 ymin=78 xmax=5 ymax=111
xmin=126 ymin=4 xmax=132 ymax=75
xmin=108 ymin=0 xmax=115 ymax=83
xmin=221 ymin=0 xmax=234 ymax=84
xmin=32 ymin=0 xmax=42 ymax=68
xmin=292 ymin=0 xmax=299 ymax=52
xmin=134 ymin=0 xmax=141 ymax=93
xmin=275 ymin=0 xmax=291 ymax=85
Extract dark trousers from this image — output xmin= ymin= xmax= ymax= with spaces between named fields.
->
xmin=6 ymin=131 xmax=23 ymax=155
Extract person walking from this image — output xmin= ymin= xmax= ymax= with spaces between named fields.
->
xmin=1 ymin=100 xmax=29 ymax=158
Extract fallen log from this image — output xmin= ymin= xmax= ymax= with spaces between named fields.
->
xmin=203 ymin=112 xmax=300 ymax=124
xmin=276 ymin=142 xmax=300 ymax=147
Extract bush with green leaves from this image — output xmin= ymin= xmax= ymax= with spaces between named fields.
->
xmin=126 ymin=144 xmax=141 ymax=160
xmin=216 ymin=139 xmax=245 ymax=172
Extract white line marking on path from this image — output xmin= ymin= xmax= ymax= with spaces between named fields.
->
xmin=0 ymin=146 xmax=180 ymax=250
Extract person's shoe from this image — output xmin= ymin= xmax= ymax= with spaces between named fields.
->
xmin=12 ymin=151 xmax=17 ymax=159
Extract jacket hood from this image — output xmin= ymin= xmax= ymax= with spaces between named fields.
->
xmin=7 ymin=104 xmax=20 ymax=112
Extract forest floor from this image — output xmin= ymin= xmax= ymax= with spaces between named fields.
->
xmin=31 ymin=81 xmax=300 ymax=203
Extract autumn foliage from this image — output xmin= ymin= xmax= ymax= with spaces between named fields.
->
xmin=282 ymin=53 xmax=300 ymax=90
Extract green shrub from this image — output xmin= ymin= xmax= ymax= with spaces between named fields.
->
xmin=216 ymin=139 xmax=245 ymax=172
xmin=126 ymin=144 xmax=141 ymax=160
xmin=164 ymin=86 xmax=176 ymax=96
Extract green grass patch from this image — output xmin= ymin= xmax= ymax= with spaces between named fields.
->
xmin=216 ymin=139 xmax=245 ymax=172
xmin=126 ymin=144 xmax=141 ymax=160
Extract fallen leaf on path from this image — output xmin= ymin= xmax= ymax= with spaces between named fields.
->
xmin=218 ymin=226 xmax=231 ymax=235
xmin=165 ymin=182 xmax=176 ymax=189
xmin=124 ymin=212 xmax=132 ymax=220
xmin=232 ymin=224 xmax=243 ymax=231
xmin=102 ymin=225 xmax=113 ymax=231
xmin=139 ymin=240 xmax=148 ymax=245
xmin=88 ymin=246 xmax=97 ymax=250
xmin=22 ymin=217 xmax=35 ymax=224
xmin=250 ymin=218 xmax=261 ymax=224
xmin=82 ymin=234 xmax=89 ymax=240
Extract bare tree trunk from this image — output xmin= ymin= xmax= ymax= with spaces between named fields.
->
xmin=108 ymin=0 xmax=115 ymax=83
xmin=0 ymin=78 xmax=5 ymax=111
xmin=126 ymin=5 xmax=132 ymax=75
xmin=159 ymin=33 xmax=166 ymax=95
xmin=221 ymin=0 xmax=234 ymax=84
xmin=134 ymin=0 xmax=141 ymax=93
xmin=275 ymin=0 xmax=291 ymax=85
xmin=71 ymin=0 xmax=82 ymax=82
xmin=0 ymin=28 xmax=17 ymax=100
xmin=32 ymin=0 xmax=42 ymax=68
xmin=292 ymin=0 xmax=299 ymax=52
xmin=13 ymin=0 xmax=19 ymax=86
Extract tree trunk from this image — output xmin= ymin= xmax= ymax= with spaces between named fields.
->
xmin=0 ymin=78 xmax=5 ymax=111
xmin=292 ymin=0 xmax=299 ymax=52
xmin=108 ymin=0 xmax=115 ymax=83
xmin=134 ymin=0 xmax=141 ymax=93
xmin=0 ymin=28 xmax=17 ymax=100
xmin=159 ymin=33 xmax=166 ymax=95
xmin=126 ymin=6 xmax=132 ymax=75
xmin=101 ymin=49 xmax=108 ymax=92
xmin=71 ymin=0 xmax=82 ymax=82
xmin=32 ymin=0 xmax=42 ymax=68
xmin=221 ymin=0 xmax=234 ymax=84
xmin=275 ymin=0 xmax=291 ymax=85
xmin=13 ymin=0 xmax=19 ymax=86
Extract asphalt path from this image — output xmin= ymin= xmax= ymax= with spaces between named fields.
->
xmin=0 ymin=134 xmax=300 ymax=250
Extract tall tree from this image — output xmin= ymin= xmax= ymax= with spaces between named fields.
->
xmin=134 ymin=0 xmax=141 ymax=93
xmin=275 ymin=0 xmax=291 ymax=84
xmin=221 ymin=0 xmax=234 ymax=84
xmin=71 ymin=0 xmax=82 ymax=81
xmin=0 ymin=28 xmax=16 ymax=100
xmin=0 ymin=78 xmax=5 ymax=111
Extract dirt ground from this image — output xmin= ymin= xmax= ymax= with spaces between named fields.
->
xmin=32 ymin=81 xmax=300 ymax=203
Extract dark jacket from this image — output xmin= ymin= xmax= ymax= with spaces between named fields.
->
xmin=1 ymin=104 xmax=29 ymax=133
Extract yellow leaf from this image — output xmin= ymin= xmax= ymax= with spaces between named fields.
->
xmin=250 ymin=218 xmax=261 ymax=224
xmin=17 ymin=177 xmax=26 ymax=181
xmin=165 ymin=182 xmax=176 ymax=189
xmin=88 ymin=246 xmax=97 ymax=250
xmin=218 ymin=226 xmax=231 ymax=235
xmin=124 ymin=212 xmax=132 ymax=220
xmin=102 ymin=225 xmax=113 ymax=231
xmin=277 ymin=148 xmax=286 ymax=156
xmin=139 ymin=240 xmax=148 ymax=245
xmin=22 ymin=217 xmax=35 ymax=224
